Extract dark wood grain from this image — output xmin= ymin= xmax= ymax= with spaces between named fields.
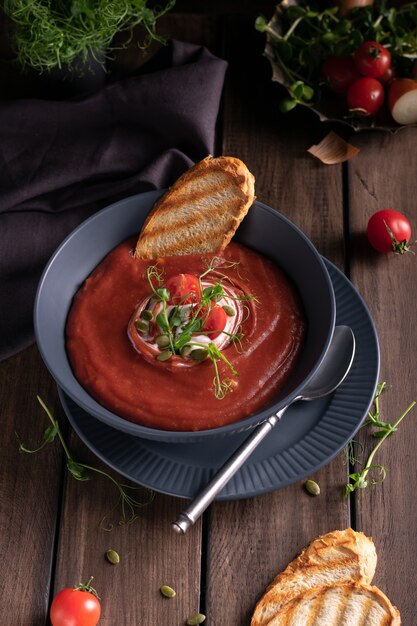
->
xmin=52 ymin=430 xmax=202 ymax=625
xmin=0 ymin=348 xmax=64 ymax=625
xmin=204 ymin=16 xmax=351 ymax=626
xmin=348 ymin=127 xmax=417 ymax=624
xmin=49 ymin=12 xmax=218 ymax=626
xmin=219 ymin=16 xmax=346 ymax=267
xmin=1 ymin=3 xmax=416 ymax=625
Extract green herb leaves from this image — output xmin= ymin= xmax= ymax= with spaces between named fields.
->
xmin=4 ymin=0 xmax=176 ymax=72
xmin=345 ymin=382 xmax=416 ymax=496
xmin=280 ymin=81 xmax=315 ymax=113
xmin=142 ymin=261 xmax=252 ymax=399
xmin=18 ymin=396 xmax=154 ymax=530
xmin=256 ymin=2 xmax=417 ymax=112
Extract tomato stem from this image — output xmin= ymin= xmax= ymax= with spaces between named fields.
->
xmin=384 ymin=219 xmax=415 ymax=255
xmin=75 ymin=576 xmax=100 ymax=598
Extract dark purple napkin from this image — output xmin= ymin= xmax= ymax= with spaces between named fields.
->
xmin=0 ymin=40 xmax=227 ymax=361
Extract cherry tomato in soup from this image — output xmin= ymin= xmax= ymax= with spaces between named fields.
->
xmin=321 ymin=56 xmax=360 ymax=93
xmin=50 ymin=579 xmax=101 ymax=626
xmin=367 ymin=209 xmax=413 ymax=254
xmin=354 ymin=41 xmax=391 ymax=78
xmin=200 ymin=303 xmax=227 ymax=339
xmin=165 ymin=273 xmax=201 ymax=305
xmin=347 ymin=77 xmax=384 ymax=116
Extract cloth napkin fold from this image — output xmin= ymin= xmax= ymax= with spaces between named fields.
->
xmin=0 ymin=40 xmax=227 ymax=361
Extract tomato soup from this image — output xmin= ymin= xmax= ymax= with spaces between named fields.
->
xmin=66 ymin=239 xmax=306 ymax=431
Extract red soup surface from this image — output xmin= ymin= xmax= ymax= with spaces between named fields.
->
xmin=66 ymin=239 xmax=306 ymax=431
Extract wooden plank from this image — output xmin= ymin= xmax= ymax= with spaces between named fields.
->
xmin=205 ymin=15 xmax=349 ymax=626
xmin=348 ymin=127 xmax=417 ymax=624
xmin=52 ymin=430 xmax=202 ymax=625
xmin=0 ymin=347 xmax=64 ymax=625
xmin=50 ymin=12 xmax=218 ymax=626
xmin=220 ymin=16 xmax=345 ymax=266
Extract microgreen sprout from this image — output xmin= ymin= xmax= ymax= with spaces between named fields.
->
xmin=142 ymin=261 xmax=255 ymax=398
xmin=206 ymin=343 xmax=238 ymax=399
xmin=256 ymin=3 xmax=417 ymax=113
xmin=222 ymin=326 xmax=245 ymax=354
xmin=146 ymin=265 xmax=166 ymax=297
xmin=344 ymin=383 xmax=416 ymax=496
xmin=199 ymin=257 xmax=254 ymax=290
xmin=4 ymin=0 xmax=176 ymax=73
xmin=17 ymin=396 xmax=154 ymax=530
xmin=363 ymin=382 xmax=398 ymax=438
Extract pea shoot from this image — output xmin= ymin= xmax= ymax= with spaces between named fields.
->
xmin=256 ymin=3 xmax=417 ymax=112
xmin=4 ymin=0 xmax=175 ymax=73
xmin=140 ymin=259 xmax=256 ymax=399
xmin=17 ymin=396 xmax=155 ymax=530
xmin=345 ymin=383 xmax=416 ymax=496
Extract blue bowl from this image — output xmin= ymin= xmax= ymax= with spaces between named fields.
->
xmin=34 ymin=190 xmax=335 ymax=442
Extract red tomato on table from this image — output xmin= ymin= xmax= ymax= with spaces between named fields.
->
xmin=50 ymin=579 xmax=101 ymax=626
xmin=367 ymin=209 xmax=413 ymax=254
xmin=165 ymin=273 xmax=201 ymax=305
xmin=354 ymin=41 xmax=391 ymax=78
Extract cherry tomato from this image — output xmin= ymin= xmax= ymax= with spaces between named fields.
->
xmin=347 ymin=77 xmax=384 ymax=116
xmin=200 ymin=303 xmax=227 ymax=339
xmin=367 ymin=209 xmax=413 ymax=254
xmin=50 ymin=579 xmax=101 ymax=626
xmin=321 ymin=56 xmax=360 ymax=94
xmin=378 ymin=65 xmax=396 ymax=85
xmin=354 ymin=41 xmax=391 ymax=78
xmin=165 ymin=273 xmax=201 ymax=305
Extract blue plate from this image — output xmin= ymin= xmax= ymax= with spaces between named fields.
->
xmin=58 ymin=259 xmax=379 ymax=500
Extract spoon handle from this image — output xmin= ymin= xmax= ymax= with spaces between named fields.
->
xmin=172 ymin=409 xmax=286 ymax=534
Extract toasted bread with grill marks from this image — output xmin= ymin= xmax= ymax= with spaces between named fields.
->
xmin=266 ymin=583 xmax=401 ymax=626
xmin=134 ymin=155 xmax=255 ymax=259
xmin=251 ymin=529 xmax=377 ymax=626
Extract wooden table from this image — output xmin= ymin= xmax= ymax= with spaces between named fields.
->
xmin=2 ymin=3 xmax=417 ymax=624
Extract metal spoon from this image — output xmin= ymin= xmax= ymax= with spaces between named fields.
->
xmin=172 ymin=325 xmax=355 ymax=534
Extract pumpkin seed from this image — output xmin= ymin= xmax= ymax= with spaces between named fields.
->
xmin=180 ymin=345 xmax=193 ymax=357
xmin=140 ymin=309 xmax=153 ymax=321
xmin=304 ymin=479 xmax=320 ymax=496
xmin=105 ymin=548 xmax=120 ymax=564
xmin=160 ymin=584 xmax=176 ymax=598
xmin=186 ymin=613 xmax=206 ymax=625
xmin=156 ymin=350 xmax=173 ymax=362
xmin=134 ymin=319 xmax=149 ymax=333
xmin=156 ymin=334 xmax=170 ymax=349
xmin=222 ymin=305 xmax=235 ymax=316
xmin=190 ymin=348 xmax=209 ymax=362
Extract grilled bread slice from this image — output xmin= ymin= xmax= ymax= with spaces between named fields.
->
xmin=134 ymin=155 xmax=255 ymax=259
xmin=266 ymin=583 xmax=401 ymax=625
xmin=251 ymin=529 xmax=377 ymax=626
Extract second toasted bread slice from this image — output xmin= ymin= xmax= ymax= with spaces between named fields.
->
xmin=134 ymin=155 xmax=255 ymax=259
xmin=266 ymin=583 xmax=401 ymax=625
xmin=251 ymin=529 xmax=377 ymax=626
